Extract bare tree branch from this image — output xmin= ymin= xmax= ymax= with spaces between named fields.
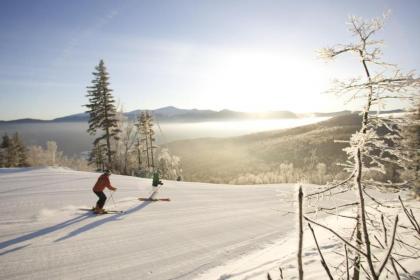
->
xmin=304 ymin=216 xmax=367 ymax=257
xmin=308 ymin=223 xmax=335 ymax=280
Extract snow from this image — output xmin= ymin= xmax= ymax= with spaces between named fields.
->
xmin=1 ymin=168 xmax=419 ymax=280
xmin=0 ymin=168 xmax=294 ymax=279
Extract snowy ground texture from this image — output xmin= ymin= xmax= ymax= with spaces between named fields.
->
xmin=1 ymin=168 xmax=419 ymax=280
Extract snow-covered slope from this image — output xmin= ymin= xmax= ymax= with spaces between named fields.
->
xmin=0 ymin=168 xmax=296 ymax=280
xmin=2 ymin=168 xmax=419 ymax=280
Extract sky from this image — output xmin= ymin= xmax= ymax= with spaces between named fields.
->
xmin=0 ymin=0 xmax=419 ymax=120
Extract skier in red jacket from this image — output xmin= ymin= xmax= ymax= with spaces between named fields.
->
xmin=92 ymin=169 xmax=117 ymax=214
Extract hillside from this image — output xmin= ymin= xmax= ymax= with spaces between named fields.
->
xmin=167 ymin=114 xmax=362 ymax=184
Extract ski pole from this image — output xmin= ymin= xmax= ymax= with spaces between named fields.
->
xmin=109 ymin=191 xmax=117 ymax=209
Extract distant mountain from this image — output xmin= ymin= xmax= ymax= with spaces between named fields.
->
xmin=0 ymin=118 xmax=50 ymax=124
xmin=0 ymin=107 xmax=404 ymax=123
xmin=53 ymin=113 xmax=89 ymax=122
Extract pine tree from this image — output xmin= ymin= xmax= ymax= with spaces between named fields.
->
xmin=85 ymin=59 xmax=120 ymax=167
xmin=0 ymin=133 xmax=10 ymax=167
xmin=0 ymin=133 xmax=28 ymax=167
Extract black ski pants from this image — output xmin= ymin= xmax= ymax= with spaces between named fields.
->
xmin=94 ymin=191 xmax=107 ymax=209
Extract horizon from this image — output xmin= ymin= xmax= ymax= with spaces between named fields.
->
xmin=1 ymin=0 xmax=419 ymax=120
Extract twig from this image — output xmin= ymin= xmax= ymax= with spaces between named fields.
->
xmin=363 ymin=189 xmax=398 ymax=208
xmin=381 ymin=214 xmax=388 ymax=246
xmin=395 ymin=238 xmax=420 ymax=251
xmin=324 ymin=211 xmax=358 ymax=220
xmin=374 ymin=235 xmax=385 ymax=249
xmin=360 ymin=264 xmax=373 ymax=280
xmin=279 ymin=267 xmax=284 ymax=280
xmin=305 ymin=170 xmax=355 ymax=198
xmin=393 ymin=258 xmax=420 ymax=280
xmin=304 ymin=216 xmax=367 ymax=257
xmin=376 ymin=215 xmax=399 ymax=277
xmin=305 ymin=202 xmax=359 ymax=215
xmin=308 ymin=223 xmax=335 ymax=280
xmin=399 ymin=196 xmax=420 ymax=235
xmin=390 ymin=258 xmax=401 ymax=280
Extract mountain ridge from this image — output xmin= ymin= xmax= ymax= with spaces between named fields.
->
xmin=0 ymin=107 xmax=404 ymax=123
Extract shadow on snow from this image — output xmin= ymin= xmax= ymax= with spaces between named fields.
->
xmin=0 ymin=201 xmax=152 ymax=255
xmin=0 ymin=213 xmax=91 ymax=254
xmin=55 ymin=201 xmax=152 ymax=242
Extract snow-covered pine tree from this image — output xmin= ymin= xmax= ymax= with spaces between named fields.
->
xmin=157 ymin=148 xmax=182 ymax=180
xmin=85 ymin=59 xmax=121 ymax=167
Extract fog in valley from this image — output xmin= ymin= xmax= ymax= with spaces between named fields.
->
xmin=0 ymin=117 xmax=328 ymax=156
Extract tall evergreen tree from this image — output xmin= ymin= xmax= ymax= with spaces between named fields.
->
xmin=85 ymin=59 xmax=120 ymax=167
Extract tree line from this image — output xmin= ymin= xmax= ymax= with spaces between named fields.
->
xmin=0 ymin=133 xmax=91 ymax=170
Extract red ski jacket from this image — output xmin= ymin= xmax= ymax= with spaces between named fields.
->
xmin=93 ymin=174 xmax=116 ymax=192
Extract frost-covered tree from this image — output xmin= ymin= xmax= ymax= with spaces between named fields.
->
xmin=85 ymin=59 xmax=121 ymax=167
xmin=303 ymin=12 xmax=420 ymax=280
xmin=111 ymin=108 xmax=138 ymax=175
xmin=157 ymin=148 xmax=182 ymax=180
xmin=136 ymin=111 xmax=157 ymax=171
xmin=46 ymin=141 xmax=57 ymax=166
xmin=27 ymin=141 xmax=91 ymax=171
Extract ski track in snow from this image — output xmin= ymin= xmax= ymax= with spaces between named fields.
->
xmin=0 ymin=168 xmax=296 ymax=280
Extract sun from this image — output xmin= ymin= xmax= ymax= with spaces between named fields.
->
xmin=198 ymin=49 xmax=330 ymax=112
